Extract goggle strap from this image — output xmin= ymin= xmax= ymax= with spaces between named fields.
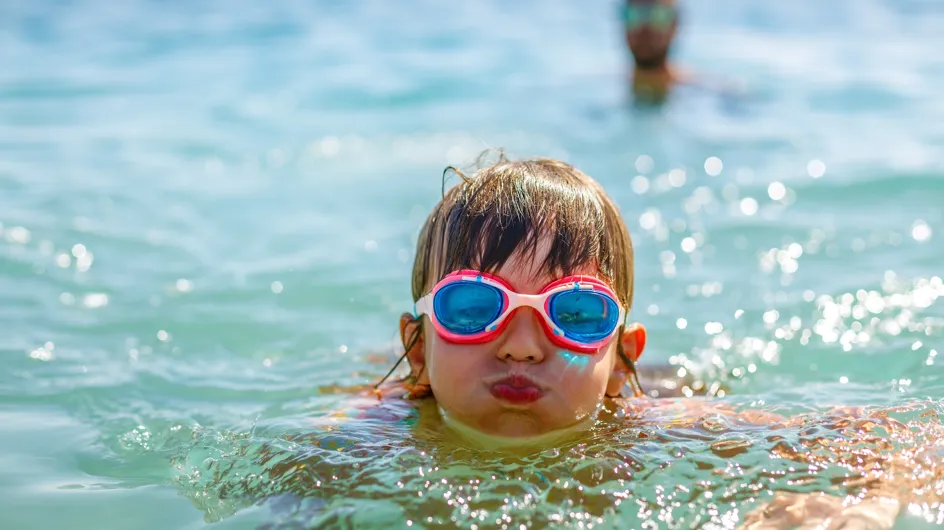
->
xmin=414 ymin=295 xmax=432 ymax=318
xmin=374 ymin=351 xmax=408 ymax=390
xmin=617 ymin=345 xmax=645 ymax=398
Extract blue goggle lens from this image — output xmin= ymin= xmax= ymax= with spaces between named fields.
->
xmin=549 ymin=291 xmax=620 ymax=342
xmin=433 ymin=282 xmax=504 ymax=334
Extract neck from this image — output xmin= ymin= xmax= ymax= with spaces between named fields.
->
xmin=631 ymin=64 xmax=674 ymax=100
xmin=635 ymin=61 xmax=671 ymax=75
xmin=633 ymin=62 xmax=673 ymax=83
xmin=438 ymin=406 xmax=595 ymax=450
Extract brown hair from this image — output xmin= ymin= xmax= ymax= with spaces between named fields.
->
xmin=378 ymin=150 xmax=642 ymax=396
xmin=412 ymin=151 xmax=635 ymax=307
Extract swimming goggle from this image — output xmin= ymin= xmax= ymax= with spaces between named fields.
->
xmin=623 ymin=3 xmax=677 ymax=31
xmin=414 ymin=270 xmax=625 ymax=354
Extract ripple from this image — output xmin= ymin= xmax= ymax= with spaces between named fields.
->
xmin=2 ymin=0 xmax=944 ymax=528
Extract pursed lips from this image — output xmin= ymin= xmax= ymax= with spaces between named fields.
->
xmin=487 ymin=374 xmax=546 ymax=405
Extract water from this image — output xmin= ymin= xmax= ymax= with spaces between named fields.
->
xmin=2 ymin=0 xmax=943 ymax=528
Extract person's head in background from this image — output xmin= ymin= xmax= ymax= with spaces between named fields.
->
xmin=623 ymin=0 xmax=680 ymax=100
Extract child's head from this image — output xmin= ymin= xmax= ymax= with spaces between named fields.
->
xmin=399 ymin=152 xmax=646 ymax=439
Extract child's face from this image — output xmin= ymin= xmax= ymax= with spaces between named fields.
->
xmin=402 ymin=236 xmax=645 ymax=439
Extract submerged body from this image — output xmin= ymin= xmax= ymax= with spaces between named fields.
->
xmin=205 ymin=377 xmax=934 ymax=530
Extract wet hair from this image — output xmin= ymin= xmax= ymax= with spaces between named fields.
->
xmin=412 ymin=150 xmax=634 ymax=306
xmin=378 ymin=150 xmax=643 ymax=396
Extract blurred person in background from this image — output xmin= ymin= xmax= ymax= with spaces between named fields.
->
xmin=622 ymin=0 xmax=687 ymax=103
xmin=622 ymin=0 xmax=746 ymax=107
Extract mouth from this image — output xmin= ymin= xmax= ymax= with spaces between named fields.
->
xmin=488 ymin=374 xmax=546 ymax=406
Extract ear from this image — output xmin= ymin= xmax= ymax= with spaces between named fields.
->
xmin=400 ymin=312 xmax=430 ymax=385
xmin=605 ymin=323 xmax=647 ymax=397
xmin=621 ymin=322 xmax=646 ymax=364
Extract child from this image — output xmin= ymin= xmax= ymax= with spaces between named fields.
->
xmin=377 ymin=152 xmax=651 ymax=442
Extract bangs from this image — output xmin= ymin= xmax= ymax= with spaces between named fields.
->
xmin=443 ymin=175 xmax=612 ymax=281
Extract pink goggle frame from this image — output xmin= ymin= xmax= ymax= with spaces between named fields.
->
xmin=414 ymin=269 xmax=626 ymax=354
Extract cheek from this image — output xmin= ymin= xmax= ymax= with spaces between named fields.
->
xmin=548 ymin=348 xmax=614 ymax=395
xmin=556 ymin=350 xmax=593 ymax=374
xmin=426 ymin=339 xmax=488 ymax=389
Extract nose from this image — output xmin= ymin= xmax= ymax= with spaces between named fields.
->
xmin=495 ymin=308 xmax=548 ymax=364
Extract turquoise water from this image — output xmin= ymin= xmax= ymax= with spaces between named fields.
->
xmin=3 ymin=0 xmax=944 ymax=528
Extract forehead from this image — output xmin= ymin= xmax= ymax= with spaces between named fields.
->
xmin=492 ymin=234 xmax=601 ymax=293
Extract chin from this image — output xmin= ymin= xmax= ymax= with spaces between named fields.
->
xmin=487 ymin=413 xmax=546 ymax=438
xmin=440 ymin=404 xmax=596 ymax=449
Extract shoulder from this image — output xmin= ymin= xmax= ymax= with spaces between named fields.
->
xmin=613 ymin=394 xmax=789 ymax=428
xmin=671 ymin=66 xmax=750 ymax=99
xmin=354 ymin=381 xmax=425 ymax=422
xmin=669 ymin=65 xmax=695 ymax=85
xmin=303 ymin=381 xmax=419 ymax=429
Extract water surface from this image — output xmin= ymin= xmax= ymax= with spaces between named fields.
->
xmin=2 ymin=0 xmax=943 ymax=528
